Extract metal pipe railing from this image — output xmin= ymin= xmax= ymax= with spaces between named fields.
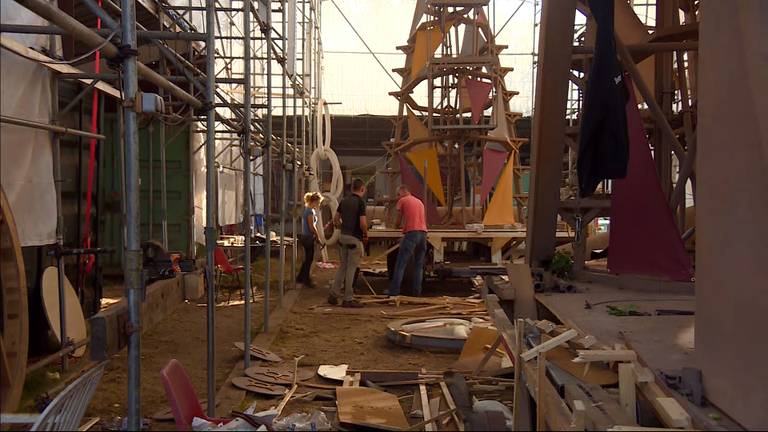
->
xmin=0 ymin=115 xmax=106 ymax=140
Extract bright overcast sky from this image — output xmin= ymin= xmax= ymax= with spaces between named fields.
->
xmin=320 ymin=0 xmax=539 ymax=116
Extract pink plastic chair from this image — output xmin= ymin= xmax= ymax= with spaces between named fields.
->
xmin=160 ymin=359 xmax=230 ymax=430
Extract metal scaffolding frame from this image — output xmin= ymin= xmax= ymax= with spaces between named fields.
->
xmin=2 ymin=0 xmax=323 ymax=425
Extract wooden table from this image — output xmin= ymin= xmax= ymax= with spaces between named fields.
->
xmin=368 ymin=228 xmax=572 ymax=264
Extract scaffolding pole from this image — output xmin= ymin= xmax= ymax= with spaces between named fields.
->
xmin=242 ymin=0 xmax=253 ymax=370
xmin=204 ymin=0 xmax=218 ymax=419
xmin=263 ymin=0 xmax=274 ymax=333
xmin=117 ymin=0 xmax=142 ymax=427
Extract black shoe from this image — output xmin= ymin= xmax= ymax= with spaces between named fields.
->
xmin=305 ymin=280 xmax=316 ymax=289
xmin=327 ymin=295 xmax=339 ymax=305
xmin=342 ymin=299 xmax=364 ymax=308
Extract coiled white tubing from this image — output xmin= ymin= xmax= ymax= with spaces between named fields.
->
xmin=310 ymin=98 xmax=343 ymax=247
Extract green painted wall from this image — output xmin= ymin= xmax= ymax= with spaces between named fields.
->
xmin=98 ymin=117 xmax=192 ymax=269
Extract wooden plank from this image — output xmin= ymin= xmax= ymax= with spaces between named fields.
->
xmin=439 ymin=382 xmax=465 ymax=431
xmin=653 ymin=397 xmax=692 ymax=429
xmin=507 ymin=263 xmax=537 ymax=319
xmin=0 ymin=36 xmax=121 ymax=99
xmin=521 ymin=329 xmax=579 ymax=361
xmin=631 ymin=364 xmax=655 ymax=383
xmin=536 ymin=351 xmax=547 ymax=431
xmin=571 ymin=400 xmax=586 ymax=431
xmin=573 ymin=350 xmax=637 ymax=363
xmin=607 ymin=426 xmax=686 ymax=431
xmin=511 ymin=318 xmax=528 ymax=430
xmin=618 ymin=363 xmax=637 ymax=420
xmin=419 ymin=383 xmax=435 ymax=431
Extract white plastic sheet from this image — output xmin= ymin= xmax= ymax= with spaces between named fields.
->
xmin=0 ymin=1 xmax=57 ymax=246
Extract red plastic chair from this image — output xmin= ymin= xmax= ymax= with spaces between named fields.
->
xmin=214 ymin=247 xmax=256 ymax=302
xmin=214 ymin=246 xmax=244 ymax=280
xmin=160 ymin=359 xmax=230 ymax=431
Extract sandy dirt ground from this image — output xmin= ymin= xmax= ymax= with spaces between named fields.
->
xmin=83 ymin=248 xmax=475 ymax=429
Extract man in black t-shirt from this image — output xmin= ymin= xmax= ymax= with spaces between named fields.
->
xmin=328 ymin=178 xmax=368 ymax=308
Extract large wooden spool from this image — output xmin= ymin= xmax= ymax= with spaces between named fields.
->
xmin=0 ymin=187 xmax=29 ymax=412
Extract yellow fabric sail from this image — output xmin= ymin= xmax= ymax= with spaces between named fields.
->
xmin=411 ymin=26 xmax=444 ymax=79
xmin=405 ymin=108 xmax=445 ymax=205
xmin=406 ymin=146 xmax=445 ymax=206
xmin=482 ymin=155 xmax=516 ymax=225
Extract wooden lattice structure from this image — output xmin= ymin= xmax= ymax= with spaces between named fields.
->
xmin=386 ymin=0 xmax=528 ymax=226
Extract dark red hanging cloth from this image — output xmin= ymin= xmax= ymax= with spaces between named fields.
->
xmin=607 ymin=76 xmax=693 ymax=281
xmin=577 ymin=0 xmax=630 ymax=197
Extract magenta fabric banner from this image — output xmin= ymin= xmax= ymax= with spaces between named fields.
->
xmin=480 ymin=147 xmax=508 ymax=203
xmin=607 ymin=76 xmax=693 ymax=281
xmin=398 ymin=155 xmax=441 ymax=225
xmin=465 ymin=77 xmax=493 ymax=124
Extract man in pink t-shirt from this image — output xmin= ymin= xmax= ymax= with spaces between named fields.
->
xmin=388 ymin=185 xmax=428 ymax=296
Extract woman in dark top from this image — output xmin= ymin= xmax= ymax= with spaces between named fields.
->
xmin=296 ymin=192 xmax=323 ymax=287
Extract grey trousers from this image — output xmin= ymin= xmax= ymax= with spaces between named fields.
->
xmin=330 ymin=234 xmax=363 ymax=301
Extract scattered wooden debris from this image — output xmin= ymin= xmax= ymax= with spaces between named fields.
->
xmin=572 ymin=349 xmax=638 ymax=363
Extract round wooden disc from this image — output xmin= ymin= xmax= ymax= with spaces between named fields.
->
xmin=244 ymin=366 xmax=316 ymax=384
xmin=233 ymin=341 xmax=282 ymax=362
xmin=0 ymin=187 xmax=29 ymax=412
xmin=41 ymin=266 xmax=87 ymax=357
xmin=231 ymin=377 xmax=287 ymax=396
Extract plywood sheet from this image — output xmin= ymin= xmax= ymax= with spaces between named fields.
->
xmin=41 ymin=267 xmax=87 ymax=357
xmin=336 ymin=387 xmax=410 ymax=430
xmin=453 ymin=326 xmax=502 ymax=371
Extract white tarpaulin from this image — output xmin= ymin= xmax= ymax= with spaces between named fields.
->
xmin=0 ymin=1 xmax=57 ymax=246
xmin=192 ymin=128 xmax=263 ymax=244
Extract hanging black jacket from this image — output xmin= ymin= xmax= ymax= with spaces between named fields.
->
xmin=577 ymin=0 xmax=630 ymax=197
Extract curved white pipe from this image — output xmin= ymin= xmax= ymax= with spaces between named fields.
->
xmin=309 ymin=99 xmax=343 ymax=251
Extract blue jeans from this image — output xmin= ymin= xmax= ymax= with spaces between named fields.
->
xmin=389 ymin=231 xmax=427 ymax=296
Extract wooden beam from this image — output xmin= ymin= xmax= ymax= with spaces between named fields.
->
xmin=420 ymin=383 xmax=435 ymax=431
xmin=572 ymin=350 xmax=637 ymax=363
xmin=525 ymin=0 xmax=577 ymax=266
xmin=521 ymin=329 xmax=579 ymax=361
xmin=618 ymin=363 xmax=637 ymax=420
